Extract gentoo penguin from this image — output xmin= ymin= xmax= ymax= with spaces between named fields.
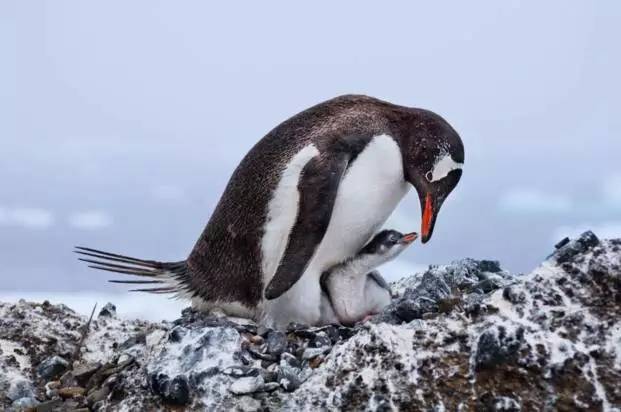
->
xmin=319 ymin=230 xmax=417 ymax=326
xmin=75 ymin=94 xmax=464 ymax=329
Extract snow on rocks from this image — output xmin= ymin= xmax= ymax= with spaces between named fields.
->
xmin=0 ymin=231 xmax=620 ymax=411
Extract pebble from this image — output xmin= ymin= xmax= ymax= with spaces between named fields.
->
xmin=309 ymin=332 xmax=331 ymax=348
xmin=229 ymin=376 xmax=265 ymax=395
xmin=58 ymin=386 xmax=86 ymax=399
xmin=261 ymin=382 xmax=280 ymax=392
xmin=119 ymin=332 xmax=147 ymax=350
xmin=98 ymin=302 xmax=117 ymax=318
xmin=37 ymin=356 xmax=69 ymax=380
xmin=33 ymin=399 xmax=63 ymax=412
xmin=249 ymin=335 xmax=264 ymax=345
xmin=7 ymin=379 xmax=34 ymax=401
xmin=149 ymin=373 xmax=191 ymax=405
xmin=266 ymin=330 xmax=287 ymax=356
xmin=72 ymin=362 xmax=102 ymax=386
xmin=302 ymin=346 xmax=330 ymax=360
xmin=86 ymin=386 xmax=110 ymax=406
xmin=247 ymin=347 xmax=278 ymax=362
xmin=168 ymin=326 xmax=188 ymax=343
xmin=222 ymin=366 xmax=260 ymax=378
xmin=11 ymin=396 xmax=38 ymax=409
xmin=309 ymin=356 xmax=324 ymax=369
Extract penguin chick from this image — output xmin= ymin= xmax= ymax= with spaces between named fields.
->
xmin=320 ymin=230 xmax=417 ymax=326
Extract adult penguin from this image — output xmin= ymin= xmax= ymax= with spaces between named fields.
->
xmin=76 ymin=95 xmax=464 ymax=329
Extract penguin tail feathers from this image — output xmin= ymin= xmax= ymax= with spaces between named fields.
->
xmin=74 ymin=246 xmax=193 ymax=297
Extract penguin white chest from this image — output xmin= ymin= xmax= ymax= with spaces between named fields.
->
xmin=311 ymin=134 xmax=410 ymax=269
xmin=260 ymin=134 xmax=408 ymax=328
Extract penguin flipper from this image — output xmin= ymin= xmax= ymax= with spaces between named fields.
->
xmin=264 ymin=155 xmax=348 ymax=300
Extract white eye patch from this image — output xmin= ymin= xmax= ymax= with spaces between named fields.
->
xmin=426 ymin=153 xmax=463 ymax=182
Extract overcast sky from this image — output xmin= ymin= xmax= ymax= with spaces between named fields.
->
xmin=2 ymin=2 xmax=620 ymax=303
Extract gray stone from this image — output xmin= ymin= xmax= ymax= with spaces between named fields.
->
xmin=37 ymin=356 xmax=69 ymax=380
xmin=11 ymin=397 xmax=38 ymax=409
xmin=229 ymin=375 xmax=265 ymax=395
xmin=72 ymin=362 xmax=101 ymax=386
xmin=98 ymin=302 xmax=117 ymax=318
xmin=7 ymin=379 xmax=34 ymax=401
xmin=266 ymin=330 xmax=287 ymax=356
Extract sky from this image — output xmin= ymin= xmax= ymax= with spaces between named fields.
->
xmin=2 ymin=2 xmax=620 ymax=318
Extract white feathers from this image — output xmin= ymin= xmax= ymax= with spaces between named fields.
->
xmin=260 ymin=143 xmax=320 ymax=284
xmin=427 ymin=153 xmax=463 ymax=182
xmin=322 ymin=258 xmax=392 ymax=325
xmin=262 ymin=134 xmax=409 ymax=329
xmin=312 ymin=134 xmax=409 ymax=270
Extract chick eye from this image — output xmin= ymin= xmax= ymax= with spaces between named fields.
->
xmin=425 ymin=171 xmax=433 ymax=182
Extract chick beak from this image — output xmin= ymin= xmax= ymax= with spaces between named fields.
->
xmin=400 ymin=232 xmax=418 ymax=244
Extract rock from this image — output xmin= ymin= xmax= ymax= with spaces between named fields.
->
xmin=502 ymin=286 xmax=525 ymax=304
xmin=265 ymin=330 xmax=287 ymax=356
xmin=6 ymin=379 xmax=34 ymax=401
xmin=249 ymin=334 xmax=264 ymax=345
xmin=256 ymin=325 xmax=271 ymax=337
xmin=149 ymin=373 xmax=191 ymax=405
xmin=72 ymin=362 xmax=101 ymax=386
xmin=309 ymin=331 xmax=331 ymax=348
xmin=278 ymin=370 xmax=302 ymax=392
xmin=555 ymin=237 xmax=570 ymax=249
xmin=477 ymin=393 xmax=521 ymax=411
xmin=554 ymin=231 xmax=600 ymax=263
xmin=234 ymin=323 xmax=258 ymax=335
xmin=276 ymin=356 xmax=310 ymax=393
xmin=380 ymin=258 xmax=513 ymax=324
xmin=286 ymin=323 xmax=311 ymax=334
xmin=337 ymin=326 xmax=357 ymax=340
xmin=302 ymin=346 xmax=329 ymax=360
xmin=247 ymin=347 xmax=278 ymax=362
xmin=44 ymin=380 xmax=61 ymax=398
xmin=261 ymin=382 xmax=281 ymax=392
xmin=11 ymin=396 xmax=38 ymax=409
xmin=474 ymin=325 xmax=524 ymax=370
xmin=168 ymin=325 xmax=188 ymax=342
xmin=59 ymin=370 xmax=76 ymax=387
xmin=119 ymin=332 xmax=147 ymax=350
xmin=1 ymin=232 xmax=620 ymax=411
xmin=86 ymin=386 xmax=110 ymax=406
xmin=98 ymin=302 xmax=117 ymax=318
xmin=37 ymin=356 xmax=69 ymax=380
xmin=34 ymin=399 xmax=63 ymax=412
xmin=229 ymin=375 xmax=265 ymax=395
xmin=58 ymin=386 xmax=86 ymax=399
xmin=477 ymin=259 xmax=503 ymax=273
xmin=261 ymin=370 xmax=279 ymax=383
xmin=317 ymin=325 xmax=340 ymax=344
xmin=308 ymin=356 xmax=324 ymax=369
xmin=280 ymin=352 xmax=301 ymax=369
xmin=222 ymin=366 xmax=260 ymax=378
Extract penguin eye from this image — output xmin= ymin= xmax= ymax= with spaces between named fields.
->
xmin=425 ymin=170 xmax=433 ymax=182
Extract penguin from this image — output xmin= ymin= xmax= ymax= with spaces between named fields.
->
xmin=75 ymin=94 xmax=464 ymax=329
xmin=319 ymin=229 xmax=417 ymax=326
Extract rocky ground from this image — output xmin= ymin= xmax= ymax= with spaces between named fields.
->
xmin=1 ymin=231 xmax=620 ymax=411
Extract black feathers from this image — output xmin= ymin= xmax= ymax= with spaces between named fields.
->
xmin=74 ymin=246 xmax=188 ymax=295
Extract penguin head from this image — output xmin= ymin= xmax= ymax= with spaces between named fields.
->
xmin=360 ymin=229 xmax=418 ymax=265
xmin=401 ymin=110 xmax=464 ymax=243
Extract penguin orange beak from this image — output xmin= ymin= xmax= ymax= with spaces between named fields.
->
xmin=421 ymin=193 xmax=437 ymax=243
xmin=400 ymin=232 xmax=418 ymax=244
